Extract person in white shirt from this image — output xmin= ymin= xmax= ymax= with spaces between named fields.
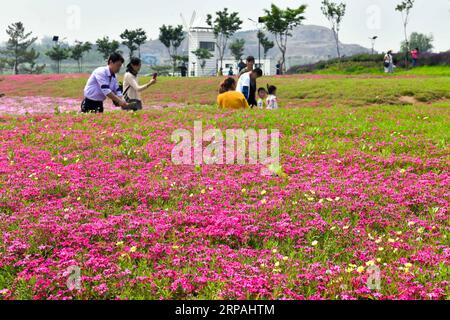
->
xmin=384 ymin=50 xmax=395 ymax=73
xmin=82 ymin=52 xmax=130 ymax=113
xmin=266 ymin=85 xmax=279 ymax=110
xmin=257 ymin=87 xmax=268 ymax=109
xmin=236 ymin=68 xmax=263 ymax=107
xmin=123 ymin=57 xmax=157 ymax=111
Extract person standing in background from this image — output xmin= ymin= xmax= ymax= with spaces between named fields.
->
xmin=384 ymin=50 xmax=394 ymax=73
xmin=238 ymin=59 xmax=246 ymax=73
xmin=411 ymin=48 xmax=420 ymax=68
xmin=238 ymin=56 xmax=258 ymax=107
xmin=239 ymin=56 xmax=255 ymax=76
xmin=276 ymin=61 xmax=281 ymax=75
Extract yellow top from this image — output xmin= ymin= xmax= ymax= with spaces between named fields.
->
xmin=217 ymin=91 xmax=250 ymax=110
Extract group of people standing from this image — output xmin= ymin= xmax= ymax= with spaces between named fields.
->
xmin=217 ymin=55 xmax=279 ymax=110
xmin=384 ymin=47 xmax=421 ymax=73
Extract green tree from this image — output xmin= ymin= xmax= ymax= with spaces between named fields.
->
xmin=206 ymin=8 xmax=243 ymax=71
xmin=46 ymin=44 xmax=70 ymax=74
xmin=1 ymin=22 xmax=44 ymax=74
xmin=260 ymin=4 xmax=307 ymax=74
xmin=401 ymin=32 xmax=433 ymax=53
xmin=396 ymin=0 xmax=415 ymax=67
xmin=134 ymin=28 xmax=148 ymax=58
xmin=257 ymin=31 xmax=274 ymax=59
xmin=71 ymin=41 xmax=92 ymax=73
xmin=159 ymin=25 xmax=185 ymax=75
xmin=321 ymin=0 xmax=346 ymax=60
xmin=120 ymin=29 xmax=139 ymax=59
xmin=229 ymin=38 xmax=245 ymax=63
xmin=21 ymin=60 xmax=46 ymax=74
xmin=192 ymin=48 xmax=213 ymax=76
xmin=0 ymin=58 xmax=8 ymax=74
xmin=96 ymin=36 xmax=120 ymax=60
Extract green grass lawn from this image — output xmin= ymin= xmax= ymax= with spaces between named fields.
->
xmin=1 ymin=67 xmax=449 ymax=107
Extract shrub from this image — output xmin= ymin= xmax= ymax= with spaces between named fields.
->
xmin=288 ymin=52 xmax=450 ymax=74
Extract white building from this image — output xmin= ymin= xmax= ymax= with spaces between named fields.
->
xmin=188 ymin=27 xmax=218 ymax=77
xmin=219 ymin=59 xmax=276 ymax=76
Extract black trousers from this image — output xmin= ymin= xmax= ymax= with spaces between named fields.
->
xmin=81 ymin=98 xmax=104 ymax=113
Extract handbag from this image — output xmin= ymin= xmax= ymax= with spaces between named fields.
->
xmin=122 ymin=86 xmax=143 ymax=111
xmin=122 ymin=99 xmax=143 ymax=111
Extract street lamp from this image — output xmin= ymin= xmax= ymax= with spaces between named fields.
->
xmin=370 ymin=36 xmax=378 ymax=55
xmin=248 ymin=18 xmax=262 ymax=68
xmin=192 ymin=62 xmax=196 ymax=77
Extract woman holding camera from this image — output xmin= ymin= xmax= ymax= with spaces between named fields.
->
xmin=122 ymin=57 xmax=157 ymax=111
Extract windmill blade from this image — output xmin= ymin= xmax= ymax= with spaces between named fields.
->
xmin=180 ymin=13 xmax=189 ymax=31
xmin=189 ymin=11 xmax=197 ymax=28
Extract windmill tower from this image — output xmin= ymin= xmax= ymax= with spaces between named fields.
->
xmin=181 ymin=11 xmax=217 ymax=77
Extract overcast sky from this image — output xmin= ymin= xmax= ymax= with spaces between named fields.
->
xmin=0 ymin=0 xmax=449 ymax=51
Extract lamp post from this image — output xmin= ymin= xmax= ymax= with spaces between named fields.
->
xmin=51 ymin=36 xmax=67 ymax=74
xmin=370 ymin=36 xmax=378 ymax=55
xmin=192 ymin=62 xmax=196 ymax=77
xmin=249 ymin=18 xmax=262 ymax=68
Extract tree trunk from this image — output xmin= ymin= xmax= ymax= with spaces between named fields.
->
xmin=14 ymin=45 xmax=19 ymax=75
xmin=173 ymin=56 xmax=178 ymax=77
xmin=403 ymin=24 xmax=409 ymax=68
xmin=334 ymin=30 xmax=341 ymax=60
xmin=281 ymin=50 xmax=286 ymax=75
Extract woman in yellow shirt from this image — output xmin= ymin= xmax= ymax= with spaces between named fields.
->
xmin=217 ymin=77 xmax=249 ymax=110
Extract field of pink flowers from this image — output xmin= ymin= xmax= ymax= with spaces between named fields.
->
xmin=0 ymin=74 xmax=449 ymax=300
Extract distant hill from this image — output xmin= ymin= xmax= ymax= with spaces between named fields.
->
xmin=139 ymin=24 xmax=371 ymax=66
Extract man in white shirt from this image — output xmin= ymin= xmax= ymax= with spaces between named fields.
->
xmin=236 ymin=68 xmax=263 ymax=107
xmin=82 ymin=52 xmax=130 ymax=113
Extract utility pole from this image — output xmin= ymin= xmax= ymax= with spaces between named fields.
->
xmin=370 ymin=36 xmax=378 ymax=55
xmin=249 ymin=18 xmax=262 ymax=68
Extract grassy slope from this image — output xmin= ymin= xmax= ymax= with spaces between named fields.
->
xmin=1 ymin=68 xmax=449 ymax=107
xmin=314 ymin=65 xmax=450 ymax=76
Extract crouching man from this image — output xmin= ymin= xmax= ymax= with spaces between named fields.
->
xmin=81 ymin=52 xmax=130 ymax=113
